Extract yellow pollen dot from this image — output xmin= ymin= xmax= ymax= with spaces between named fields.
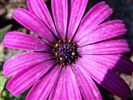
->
xmin=55 ymin=43 xmax=59 ymax=47
xmin=71 ymin=52 xmax=75 ymax=56
xmin=62 ymin=63 xmax=65 ymax=66
xmin=68 ymin=39 xmax=71 ymax=42
xmin=59 ymin=57 xmax=63 ymax=61
xmin=58 ymin=40 xmax=61 ymax=43
xmin=55 ymin=52 xmax=58 ymax=56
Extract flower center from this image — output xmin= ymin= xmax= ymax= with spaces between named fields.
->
xmin=51 ymin=40 xmax=80 ymax=66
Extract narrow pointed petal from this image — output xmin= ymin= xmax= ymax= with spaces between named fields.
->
xmin=26 ymin=65 xmax=60 ymax=100
xmin=80 ymin=39 xmax=130 ymax=54
xmin=13 ymin=8 xmax=55 ymax=41
xmin=3 ymin=32 xmax=47 ymax=51
xmin=74 ymin=65 xmax=102 ymax=100
xmin=51 ymin=0 xmax=68 ymax=39
xmin=76 ymin=20 xmax=127 ymax=45
xmin=6 ymin=60 xmax=54 ymax=96
xmin=74 ymin=1 xmax=113 ymax=40
xmin=27 ymin=0 xmax=57 ymax=35
xmin=49 ymin=66 xmax=82 ymax=100
xmin=82 ymin=55 xmax=133 ymax=75
xmin=67 ymin=0 xmax=88 ymax=39
xmin=3 ymin=52 xmax=50 ymax=77
xmin=77 ymin=57 xmax=131 ymax=98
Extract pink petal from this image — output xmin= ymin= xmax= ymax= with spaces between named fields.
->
xmin=67 ymin=0 xmax=88 ymax=39
xmin=82 ymin=55 xmax=133 ymax=75
xmin=27 ymin=0 xmax=57 ymax=36
xmin=3 ymin=52 xmax=50 ymax=78
xmin=73 ymin=64 xmax=102 ymax=100
xmin=26 ymin=65 xmax=60 ymax=100
xmin=3 ymin=32 xmax=47 ymax=51
xmin=49 ymin=66 xmax=82 ymax=100
xmin=79 ymin=39 xmax=130 ymax=54
xmin=51 ymin=0 xmax=68 ymax=39
xmin=74 ymin=1 xmax=113 ymax=41
xmin=77 ymin=57 xmax=131 ymax=98
xmin=76 ymin=20 xmax=127 ymax=45
xmin=13 ymin=8 xmax=55 ymax=41
xmin=6 ymin=60 xmax=54 ymax=96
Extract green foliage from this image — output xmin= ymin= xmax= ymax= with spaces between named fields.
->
xmin=0 ymin=25 xmax=12 ymax=42
xmin=0 ymin=73 xmax=27 ymax=100
xmin=0 ymin=73 xmax=7 ymax=98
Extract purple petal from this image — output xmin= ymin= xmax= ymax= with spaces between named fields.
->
xmin=3 ymin=32 xmax=47 ymax=51
xmin=26 ymin=65 xmax=60 ymax=100
xmin=82 ymin=55 xmax=133 ymax=75
xmin=77 ymin=57 xmax=131 ymax=98
xmin=74 ymin=1 xmax=113 ymax=41
xmin=49 ymin=66 xmax=82 ymax=100
xmin=67 ymin=0 xmax=88 ymax=39
xmin=73 ymin=64 xmax=102 ymax=100
xmin=80 ymin=39 xmax=130 ymax=54
xmin=6 ymin=60 xmax=54 ymax=96
xmin=13 ymin=8 xmax=55 ymax=41
xmin=27 ymin=0 xmax=57 ymax=35
xmin=51 ymin=0 xmax=68 ymax=39
xmin=76 ymin=20 xmax=127 ymax=45
xmin=3 ymin=52 xmax=50 ymax=78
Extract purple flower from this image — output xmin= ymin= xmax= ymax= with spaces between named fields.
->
xmin=3 ymin=0 xmax=133 ymax=99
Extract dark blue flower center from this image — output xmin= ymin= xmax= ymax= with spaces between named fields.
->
xmin=51 ymin=40 xmax=80 ymax=66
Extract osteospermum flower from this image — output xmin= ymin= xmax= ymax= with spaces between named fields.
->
xmin=3 ymin=0 xmax=133 ymax=99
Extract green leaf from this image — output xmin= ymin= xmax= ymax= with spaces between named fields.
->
xmin=0 ymin=63 xmax=2 ymax=66
xmin=0 ymin=25 xmax=12 ymax=42
xmin=0 ymin=73 xmax=7 ymax=94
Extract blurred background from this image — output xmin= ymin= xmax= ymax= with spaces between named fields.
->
xmin=0 ymin=0 xmax=133 ymax=100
